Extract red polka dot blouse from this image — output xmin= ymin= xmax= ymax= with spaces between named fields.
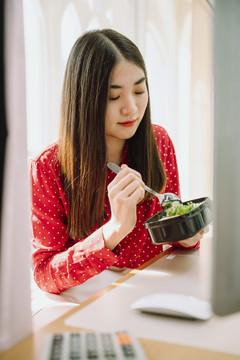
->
xmin=31 ymin=125 xmax=199 ymax=294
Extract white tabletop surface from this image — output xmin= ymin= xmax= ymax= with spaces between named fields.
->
xmin=32 ymin=263 xmax=131 ymax=330
xmin=64 ymin=234 xmax=240 ymax=356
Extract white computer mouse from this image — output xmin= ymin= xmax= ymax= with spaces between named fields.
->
xmin=131 ymin=293 xmax=212 ymax=320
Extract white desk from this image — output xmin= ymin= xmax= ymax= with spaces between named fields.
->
xmin=65 ymin=235 xmax=240 ymax=356
xmin=1 ymin=234 xmax=240 ymax=360
xmin=32 ymin=267 xmax=131 ymax=330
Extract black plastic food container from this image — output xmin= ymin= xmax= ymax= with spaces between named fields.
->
xmin=145 ymin=197 xmax=212 ymax=245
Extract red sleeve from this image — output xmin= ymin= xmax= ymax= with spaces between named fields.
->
xmin=173 ymin=240 xmax=200 ymax=250
xmin=153 ymin=125 xmax=200 ymax=251
xmin=31 ymin=153 xmax=119 ymax=294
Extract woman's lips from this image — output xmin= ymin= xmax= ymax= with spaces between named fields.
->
xmin=118 ymin=120 xmax=137 ymax=127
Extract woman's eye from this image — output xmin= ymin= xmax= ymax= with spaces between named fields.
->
xmin=109 ymin=96 xmax=120 ymax=101
xmin=135 ymin=90 xmax=146 ymax=95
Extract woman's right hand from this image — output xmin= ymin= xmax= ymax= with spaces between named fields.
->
xmin=102 ymin=165 xmax=145 ymax=250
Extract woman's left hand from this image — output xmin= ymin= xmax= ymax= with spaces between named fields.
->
xmin=177 ymin=226 xmax=209 ymax=248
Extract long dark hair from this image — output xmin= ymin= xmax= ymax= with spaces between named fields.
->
xmin=59 ymin=29 xmax=166 ymax=239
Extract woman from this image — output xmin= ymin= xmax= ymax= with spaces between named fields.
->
xmin=31 ymin=29 xmax=203 ymax=294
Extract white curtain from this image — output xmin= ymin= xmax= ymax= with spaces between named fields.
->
xmin=145 ymin=0 xmax=213 ymax=201
xmin=24 ymin=0 xmax=213 ymax=202
xmin=0 ymin=0 xmax=32 ymax=352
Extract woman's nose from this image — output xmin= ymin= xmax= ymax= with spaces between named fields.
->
xmin=121 ymin=96 xmax=137 ymax=116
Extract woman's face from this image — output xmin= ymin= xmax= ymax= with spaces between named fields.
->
xmin=105 ymin=60 xmax=148 ymax=145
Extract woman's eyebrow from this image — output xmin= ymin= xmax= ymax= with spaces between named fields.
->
xmin=110 ymin=77 xmax=146 ymax=89
xmin=135 ymin=77 xmax=146 ymax=85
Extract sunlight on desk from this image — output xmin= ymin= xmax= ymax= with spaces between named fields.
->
xmin=64 ymin=237 xmax=240 ymax=357
xmin=136 ymin=269 xmax=172 ymax=278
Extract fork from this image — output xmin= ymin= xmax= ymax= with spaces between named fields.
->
xmin=107 ymin=162 xmax=182 ymax=209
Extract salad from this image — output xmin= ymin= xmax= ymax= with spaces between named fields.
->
xmin=162 ymin=201 xmax=198 ymax=218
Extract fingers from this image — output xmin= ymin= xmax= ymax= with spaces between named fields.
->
xmin=128 ymin=180 xmax=145 ymax=204
xmin=178 ymin=229 xmax=204 ymax=247
xmin=120 ymin=164 xmax=143 ymax=180
xmin=119 ymin=177 xmax=143 ymax=197
xmin=108 ymin=165 xmax=145 ymax=200
xmin=203 ymin=226 xmax=209 ymax=234
xmin=119 ymin=165 xmax=144 ymax=186
xmin=106 ymin=165 xmax=145 ymax=239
